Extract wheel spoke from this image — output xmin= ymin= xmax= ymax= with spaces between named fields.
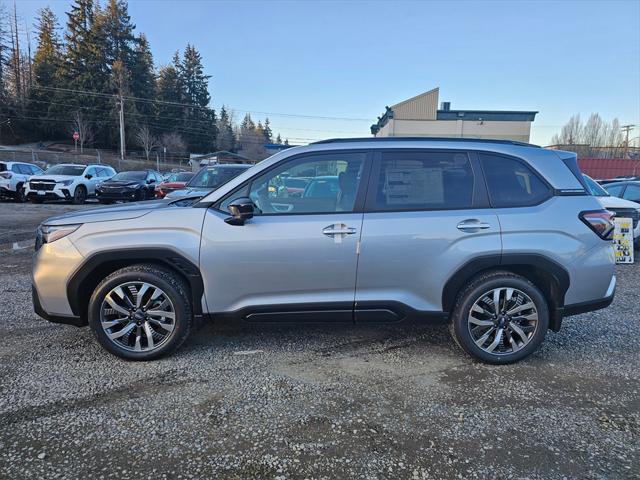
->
xmin=101 ymin=316 xmax=129 ymax=329
xmin=509 ymin=322 xmax=530 ymax=344
xmin=475 ymin=327 xmax=495 ymax=347
xmin=144 ymin=288 xmax=164 ymax=309
xmin=133 ymin=328 xmax=142 ymax=351
xmin=492 ymin=289 xmax=501 ymax=314
xmin=147 ymin=310 xmax=175 ymax=320
xmin=143 ymin=322 xmax=155 ymax=349
xmin=114 ymin=286 xmax=134 ymax=308
xmin=136 ymin=283 xmax=151 ymax=308
xmin=469 ymin=317 xmax=494 ymax=327
xmin=107 ymin=322 xmax=135 ymax=340
xmin=105 ymin=293 xmax=129 ymax=316
xmin=148 ymin=318 xmax=174 ymax=333
xmin=507 ymin=302 xmax=534 ymax=316
xmin=486 ymin=328 xmax=504 ymax=352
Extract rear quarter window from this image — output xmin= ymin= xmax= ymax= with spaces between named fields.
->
xmin=479 ymin=153 xmax=551 ymax=208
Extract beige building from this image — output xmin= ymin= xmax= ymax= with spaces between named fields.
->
xmin=371 ymin=88 xmax=537 ymax=142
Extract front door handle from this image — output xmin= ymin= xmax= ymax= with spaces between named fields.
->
xmin=323 ymin=224 xmax=357 ymax=236
xmin=457 ymin=219 xmax=491 ymax=231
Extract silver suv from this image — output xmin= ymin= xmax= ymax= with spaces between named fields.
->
xmin=32 ymin=138 xmax=616 ymax=364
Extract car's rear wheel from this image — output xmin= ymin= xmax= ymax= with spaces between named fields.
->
xmin=88 ymin=264 xmax=193 ymax=360
xmin=450 ymin=271 xmax=548 ymax=364
xmin=73 ymin=185 xmax=87 ymax=204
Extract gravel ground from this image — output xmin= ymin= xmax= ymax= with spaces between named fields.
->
xmin=1 ymin=202 xmax=639 ymax=479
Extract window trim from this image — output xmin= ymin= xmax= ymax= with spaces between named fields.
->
xmin=477 ymin=151 xmax=553 ymax=209
xmin=363 ymin=148 xmax=487 ymax=213
xmin=212 ymin=150 xmax=374 ymax=216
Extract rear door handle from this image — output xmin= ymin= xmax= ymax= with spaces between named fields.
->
xmin=457 ymin=220 xmax=491 ymax=231
xmin=323 ymin=224 xmax=357 ymax=236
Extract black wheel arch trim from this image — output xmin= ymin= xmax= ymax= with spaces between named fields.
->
xmin=66 ymin=247 xmax=205 ymax=320
xmin=442 ymin=253 xmax=570 ymax=331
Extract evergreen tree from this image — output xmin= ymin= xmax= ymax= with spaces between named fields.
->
xmin=62 ymin=0 xmax=95 ymax=89
xmin=263 ymin=117 xmax=273 ymax=143
xmin=216 ymin=105 xmax=235 ymax=151
xmin=275 ymin=133 xmax=282 ymax=144
xmin=103 ymin=0 xmax=135 ymax=69
xmin=129 ymin=33 xmax=155 ymax=119
xmin=156 ymin=58 xmax=182 ymax=134
xmin=180 ymin=44 xmax=215 ymax=151
xmin=30 ymin=7 xmax=64 ymax=137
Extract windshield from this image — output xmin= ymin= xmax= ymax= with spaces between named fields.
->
xmin=44 ymin=165 xmax=86 ymax=176
xmin=111 ymin=171 xmax=146 ymax=181
xmin=165 ymin=172 xmax=193 ymax=183
xmin=583 ymin=174 xmax=609 ymax=197
xmin=188 ymin=166 xmax=247 ymax=189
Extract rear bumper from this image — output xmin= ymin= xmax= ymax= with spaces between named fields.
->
xmin=563 ymin=275 xmax=616 ymax=317
xmin=32 ymin=285 xmax=84 ymax=327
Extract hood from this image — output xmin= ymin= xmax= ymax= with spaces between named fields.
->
xmin=165 ymin=186 xmax=211 ymax=199
xmin=596 ymin=195 xmax=640 ymax=210
xmin=99 ymin=179 xmax=143 ymax=187
xmin=30 ymin=175 xmax=78 ymax=182
xmin=159 ymin=181 xmax=188 ymax=189
xmin=42 ymin=199 xmax=175 ymax=226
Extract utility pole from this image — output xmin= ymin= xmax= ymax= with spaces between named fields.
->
xmin=621 ymin=124 xmax=634 ymax=158
xmin=118 ymin=94 xmax=126 ymax=168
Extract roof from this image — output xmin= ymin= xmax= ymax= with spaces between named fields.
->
xmin=193 ymin=151 xmax=253 ymax=162
xmin=371 ymin=87 xmax=538 ymax=134
xmin=313 ymin=137 xmax=540 ymax=148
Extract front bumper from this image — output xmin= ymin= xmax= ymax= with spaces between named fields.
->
xmin=32 ymin=285 xmax=84 ymax=327
xmin=96 ymin=189 xmax=140 ymax=201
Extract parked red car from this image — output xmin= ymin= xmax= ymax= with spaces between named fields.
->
xmin=155 ymin=172 xmax=195 ymax=198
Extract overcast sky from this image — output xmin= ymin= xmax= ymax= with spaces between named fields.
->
xmin=13 ymin=0 xmax=640 ymax=145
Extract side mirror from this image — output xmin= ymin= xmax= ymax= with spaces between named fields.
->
xmin=224 ymin=197 xmax=255 ymax=226
xmin=85 ymin=174 xmax=93 ymax=179
xmin=148 ymin=178 xmax=156 ymax=184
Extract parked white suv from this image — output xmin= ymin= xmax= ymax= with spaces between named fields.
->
xmin=583 ymin=175 xmax=640 ymax=248
xmin=0 ymin=161 xmax=44 ymax=202
xmin=25 ymin=164 xmax=116 ymax=204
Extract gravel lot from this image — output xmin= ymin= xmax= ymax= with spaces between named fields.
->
xmin=1 ymin=202 xmax=639 ymax=479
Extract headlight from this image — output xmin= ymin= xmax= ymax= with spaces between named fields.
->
xmin=58 ymin=180 xmax=73 ymax=186
xmin=37 ymin=224 xmax=81 ymax=247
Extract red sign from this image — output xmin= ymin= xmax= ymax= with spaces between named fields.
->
xmin=73 ymin=131 xmax=79 ymax=141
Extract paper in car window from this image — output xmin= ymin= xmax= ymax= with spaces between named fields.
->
xmin=385 ymin=167 xmax=443 ymax=205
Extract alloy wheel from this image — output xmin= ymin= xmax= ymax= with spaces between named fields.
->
xmin=100 ymin=281 xmax=176 ymax=352
xmin=467 ymin=287 xmax=538 ymax=356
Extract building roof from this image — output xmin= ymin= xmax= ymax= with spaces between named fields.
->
xmin=192 ymin=150 xmax=254 ymax=162
xmin=371 ymin=87 xmax=538 ymax=134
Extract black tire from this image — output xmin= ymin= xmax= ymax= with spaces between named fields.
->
xmin=88 ymin=264 xmax=193 ymax=360
xmin=73 ymin=185 xmax=87 ymax=204
xmin=449 ymin=271 xmax=549 ymax=365
xmin=16 ymin=183 xmax=26 ymax=203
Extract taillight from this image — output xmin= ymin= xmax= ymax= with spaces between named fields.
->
xmin=0 ymin=171 xmax=12 ymax=179
xmin=580 ymin=210 xmax=615 ymax=240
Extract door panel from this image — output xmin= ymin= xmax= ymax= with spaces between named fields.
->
xmin=355 ymin=149 xmax=501 ymax=317
xmin=355 ymin=209 xmax=501 ymax=315
xmin=200 ymin=210 xmax=363 ymax=314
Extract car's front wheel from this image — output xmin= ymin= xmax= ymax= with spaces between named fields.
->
xmin=88 ymin=264 xmax=193 ymax=360
xmin=450 ymin=271 xmax=549 ymax=364
xmin=72 ymin=185 xmax=87 ymax=204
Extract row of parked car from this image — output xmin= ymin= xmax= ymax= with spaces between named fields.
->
xmin=0 ymin=161 xmax=252 ymax=204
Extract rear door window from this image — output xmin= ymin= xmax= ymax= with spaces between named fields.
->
xmin=622 ymin=184 xmax=640 ymax=203
xmin=605 ymin=184 xmax=625 ymax=197
xmin=369 ymin=150 xmax=475 ymax=211
xmin=479 ymin=153 xmax=550 ymax=208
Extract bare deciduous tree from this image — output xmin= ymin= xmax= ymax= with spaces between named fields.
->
xmin=160 ymin=132 xmax=187 ymax=158
xmin=135 ymin=125 xmax=158 ymax=161
xmin=71 ymin=111 xmax=94 ymax=154
xmin=550 ymin=114 xmax=625 ymax=158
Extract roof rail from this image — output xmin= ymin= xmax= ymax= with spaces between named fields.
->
xmin=312 ymin=137 xmax=540 ymax=148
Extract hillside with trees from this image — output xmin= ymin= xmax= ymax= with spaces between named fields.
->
xmin=0 ymin=0 xmax=284 ymax=160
